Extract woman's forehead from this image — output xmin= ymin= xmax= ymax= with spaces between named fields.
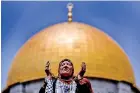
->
xmin=60 ymin=61 xmax=73 ymax=66
xmin=62 ymin=61 xmax=71 ymax=64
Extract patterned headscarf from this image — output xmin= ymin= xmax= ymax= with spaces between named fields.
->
xmin=45 ymin=77 xmax=77 ymax=93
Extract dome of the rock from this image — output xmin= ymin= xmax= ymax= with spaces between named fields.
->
xmin=7 ymin=22 xmax=135 ymax=88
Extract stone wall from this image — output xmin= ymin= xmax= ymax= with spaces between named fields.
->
xmin=4 ymin=78 xmax=139 ymax=93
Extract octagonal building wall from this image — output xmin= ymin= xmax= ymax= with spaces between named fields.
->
xmin=3 ymin=78 xmax=139 ymax=93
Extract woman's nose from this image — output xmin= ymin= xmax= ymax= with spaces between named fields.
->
xmin=64 ymin=65 xmax=68 ymax=67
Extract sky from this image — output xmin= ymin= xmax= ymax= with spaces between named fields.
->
xmin=1 ymin=1 xmax=140 ymax=90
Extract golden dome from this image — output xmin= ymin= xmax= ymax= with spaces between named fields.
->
xmin=7 ymin=22 xmax=135 ymax=87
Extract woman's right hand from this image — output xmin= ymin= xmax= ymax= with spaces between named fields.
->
xmin=45 ymin=61 xmax=51 ymax=76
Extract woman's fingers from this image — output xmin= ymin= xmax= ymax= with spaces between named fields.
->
xmin=82 ymin=62 xmax=86 ymax=71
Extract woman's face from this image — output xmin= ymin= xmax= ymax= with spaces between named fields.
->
xmin=59 ymin=61 xmax=73 ymax=77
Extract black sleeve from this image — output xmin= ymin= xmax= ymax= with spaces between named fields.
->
xmin=76 ymin=83 xmax=91 ymax=93
xmin=75 ymin=78 xmax=93 ymax=93
xmin=39 ymin=81 xmax=47 ymax=93
xmin=39 ymin=77 xmax=57 ymax=93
